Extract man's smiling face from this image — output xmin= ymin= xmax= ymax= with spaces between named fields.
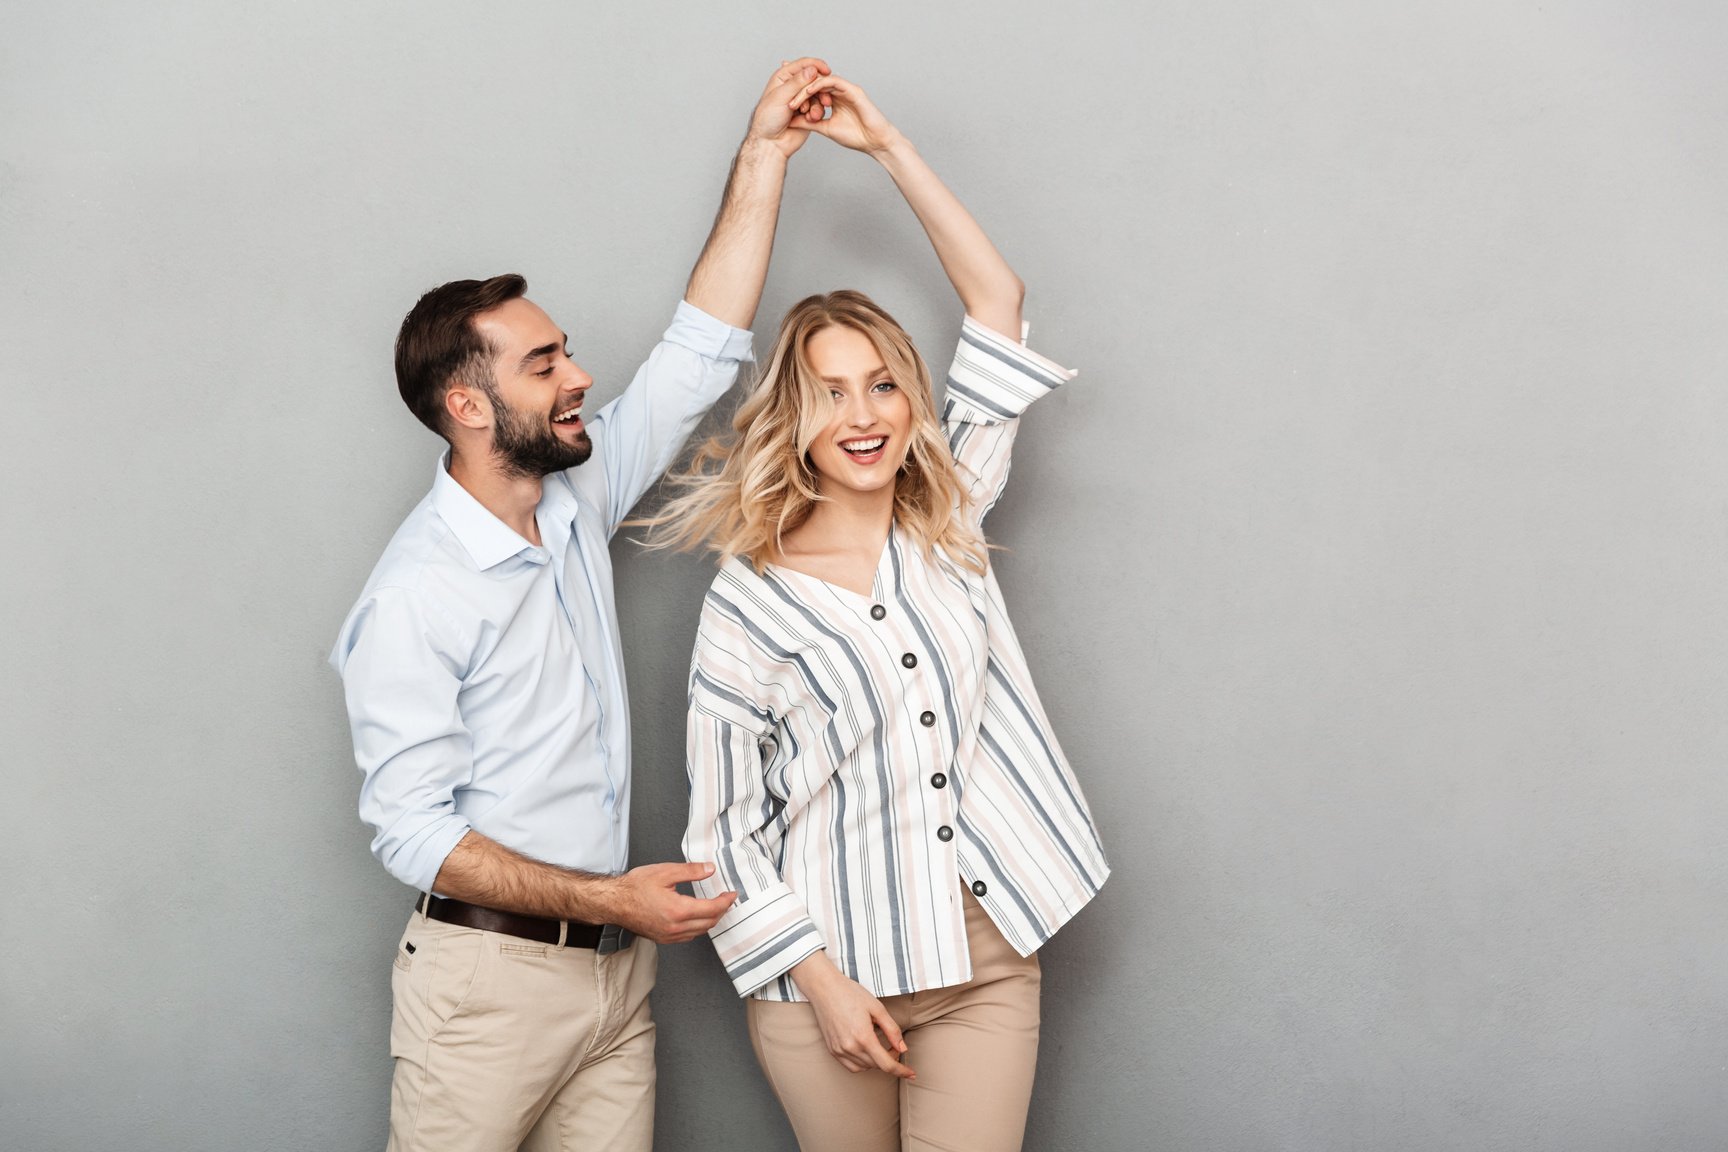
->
xmin=471 ymin=297 xmax=595 ymax=478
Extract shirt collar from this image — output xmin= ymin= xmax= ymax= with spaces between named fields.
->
xmin=430 ymin=452 xmax=546 ymax=570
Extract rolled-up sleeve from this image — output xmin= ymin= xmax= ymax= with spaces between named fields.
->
xmin=683 ymin=624 xmax=825 ymax=997
xmin=585 ymin=300 xmax=755 ymax=534
xmin=331 ymin=588 xmax=474 ymax=893
xmin=943 ymin=316 xmax=1077 ymax=526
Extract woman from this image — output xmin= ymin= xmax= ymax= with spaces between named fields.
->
xmin=651 ymin=74 xmax=1109 ymax=1151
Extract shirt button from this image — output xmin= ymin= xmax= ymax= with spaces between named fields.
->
xmin=937 ymin=825 xmax=954 ymax=842
xmin=870 ymin=604 xmax=886 ymax=620
xmin=901 ymin=653 xmax=917 ymax=669
xmin=972 ymin=880 xmax=988 ymax=897
xmin=920 ymin=711 xmax=936 ymax=727
xmin=930 ymin=772 xmax=947 ymax=789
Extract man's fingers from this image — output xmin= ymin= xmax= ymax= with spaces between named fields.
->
xmin=658 ymin=890 xmax=735 ymax=940
xmin=683 ymin=891 xmax=737 ymax=920
xmin=768 ymin=56 xmax=830 ymax=96
xmin=642 ymin=860 xmax=716 ymax=886
xmin=778 ymin=55 xmax=831 ymax=80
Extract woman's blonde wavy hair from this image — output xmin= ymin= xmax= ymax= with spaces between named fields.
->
xmin=640 ymin=290 xmax=986 ymax=574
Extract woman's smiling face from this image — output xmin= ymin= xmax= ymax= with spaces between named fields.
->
xmin=803 ymin=324 xmax=912 ymax=500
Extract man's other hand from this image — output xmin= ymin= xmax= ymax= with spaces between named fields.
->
xmin=605 ymin=861 xmax=737 ymax=944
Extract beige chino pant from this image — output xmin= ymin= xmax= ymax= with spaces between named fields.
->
xmin=746 ymin=889 xmax=1042 ymax=1152
xmin=385 ymin=908 xmax=659 ymax=1152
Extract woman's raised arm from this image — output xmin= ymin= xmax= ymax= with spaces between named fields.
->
xmin=791 ymin=74 xmax=1025 ymax=337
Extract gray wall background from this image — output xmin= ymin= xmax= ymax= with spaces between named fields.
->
xmin=4 ymin=1 xmax=1725 ymax=1149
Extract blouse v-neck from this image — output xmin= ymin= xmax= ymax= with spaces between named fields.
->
xmin=763 ymin=521 xmax=895 ymax=604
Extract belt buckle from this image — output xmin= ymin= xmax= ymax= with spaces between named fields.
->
xmin=597 ymin=923 xmax=626 ymax=955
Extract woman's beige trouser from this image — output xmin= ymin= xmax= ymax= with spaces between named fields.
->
xmin=746 ymin=888 xmax=1042 ymax=1152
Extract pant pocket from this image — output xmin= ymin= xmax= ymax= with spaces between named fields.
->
xmin=390 ymin=924 xmax=488 ymax=1058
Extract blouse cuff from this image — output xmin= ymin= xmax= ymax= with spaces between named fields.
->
xmin=944 ymin=315 xmax=1077 ymax=424
xmin=707 ymin=882 xmax=826 ymax=998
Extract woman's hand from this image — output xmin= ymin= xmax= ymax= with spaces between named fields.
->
xmin=790 ymin=952 xmax=914 ymax=1078
xmin=788 ymin=70 xmax=1022 ymax=333
xmin=788 ymin=74 xmax=905 ymax=158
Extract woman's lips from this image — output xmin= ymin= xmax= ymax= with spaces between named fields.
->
xmin=840 ymin=436 xmax=886 ymax=464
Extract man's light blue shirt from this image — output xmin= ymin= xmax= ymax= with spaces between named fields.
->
xmin=330 ymin=301 xmax=753 ymax=894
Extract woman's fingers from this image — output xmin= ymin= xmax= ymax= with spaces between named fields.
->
xmin=787 ymin=73 xmax=855 ymax=110
xmin=826 ymin=1004 xmax=911 ymax=1078
xmin=871 ymin=1003 xmax=908 ymax=1056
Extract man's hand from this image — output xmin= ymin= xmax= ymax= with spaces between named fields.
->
xmin=791 ymin=951 xmax=915 ymax=1079
xmin=429 ymin=831 xmax=734 ymax=942
xmin=746 ymin=57 xmax=833 ymax=159
xmin=602 ymin=861 xmax=737 ymax=944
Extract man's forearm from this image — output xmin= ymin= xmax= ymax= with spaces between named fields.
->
xmin=430 ymin=829 xmax=620 ymax=923
xmin=684 ymin=136 xmax=789 ymax=331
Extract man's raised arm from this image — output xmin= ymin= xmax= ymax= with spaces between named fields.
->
xmin=684 ymin=56 xmax=832 ymax=330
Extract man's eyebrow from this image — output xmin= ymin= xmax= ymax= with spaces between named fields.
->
xmin=516 ymin=333 xmax=569 ymax=372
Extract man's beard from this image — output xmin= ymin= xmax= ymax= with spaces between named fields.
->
xmin=486 ymin=390 xmax=592 ymax=478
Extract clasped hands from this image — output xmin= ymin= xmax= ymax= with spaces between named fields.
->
xmin=748 ymin=57 xmax=907 ymax=160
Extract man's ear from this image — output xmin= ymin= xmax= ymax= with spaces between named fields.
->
xmin=444 ymin=383 xmax=492 ymax=432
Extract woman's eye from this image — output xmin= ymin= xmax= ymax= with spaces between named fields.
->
xmin=872 ymin=380 xmax=896 ymax=392
xmin=829 ymin=389 xmax=844 ymax=400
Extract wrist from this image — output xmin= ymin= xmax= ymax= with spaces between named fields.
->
xmin=871 ymin=132 xmax=915 ymax=166
xmin=580 ymin=873 xmax=625 ymax=924
xmin=790 ymin=950 xmax=843 ymax=993
xmin=739 ymin=131 xmax=795 ymax=166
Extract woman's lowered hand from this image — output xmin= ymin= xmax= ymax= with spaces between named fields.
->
xmin=790 ymin=951 xmax=914 ymax=1078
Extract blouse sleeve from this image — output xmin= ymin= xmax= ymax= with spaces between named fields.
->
xmin=942 ymin=315 xmax=1078 ymax=528
xmin=682 ymin=614 xmax=826 ymax=997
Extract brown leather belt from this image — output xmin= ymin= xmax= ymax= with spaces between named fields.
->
xmin=416 ymin=894 xmax=633 ymax=953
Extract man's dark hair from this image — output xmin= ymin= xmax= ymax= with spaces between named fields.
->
xmin=394 ymin=273 xmax=528 ymax=437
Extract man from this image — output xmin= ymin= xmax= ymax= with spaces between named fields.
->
xmin=330 ymin=59 xmax=832 ymax=1151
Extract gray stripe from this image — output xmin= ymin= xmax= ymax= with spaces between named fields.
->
xmin=958 ymin=327 xmax=1068 ymax=390
xmin=985 ymin=653 xmax=1105 ymax=850
xmin=726 ymin=919 xmax=823 ymax=986
xmin=954 ymin=818 xmax=1045 ymax=939
xmin=887 ymin=533 xmax=965 ymax=748
xmin=754 ymin=573 xmax=908 ymax=989
xmin=945 ymin=373 xmax=1018 ymax=420
xmin=978 ymin=723 xmax=1103 ymax=887
xmin=755 ymin=575 xmax=910 ymax=988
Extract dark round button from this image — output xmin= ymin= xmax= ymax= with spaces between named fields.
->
xmin=870 ymin=604 xmax=886 ymax=620
xmin=920 ymin=711 xmax=936 ymax=727
xmin=901 ymin=653 xmax=917 ymax=669
xmin=972 ymin=880 xmax=988 ymax=897
xmin=936 ymin=825 xmax=954 ymax=842
xmin=930 ymin=772 xmax=947 ymax=789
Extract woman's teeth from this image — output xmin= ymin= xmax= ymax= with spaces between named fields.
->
xmin=842 ymin=438 xmax=885 ymax=455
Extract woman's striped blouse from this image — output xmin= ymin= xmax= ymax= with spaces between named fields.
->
xmin=684 ymin=317 xmax=1110 ymax=1002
